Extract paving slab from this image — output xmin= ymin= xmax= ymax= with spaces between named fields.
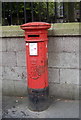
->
xmin=2 ymin=96 xmax=79 ymax=119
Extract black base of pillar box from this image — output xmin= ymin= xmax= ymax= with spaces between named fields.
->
xmin=27 ymin=87 xmax=50 ymax=111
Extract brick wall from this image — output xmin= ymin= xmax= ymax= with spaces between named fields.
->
xmin=1 ymin=23 xmax=80 ymax=99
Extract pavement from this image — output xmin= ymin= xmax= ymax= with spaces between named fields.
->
xmin=2 ymin=96 xmax=79 ymax=119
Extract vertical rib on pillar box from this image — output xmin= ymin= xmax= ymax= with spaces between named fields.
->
xmin=20 ymin=22 xmax=51 ymax=111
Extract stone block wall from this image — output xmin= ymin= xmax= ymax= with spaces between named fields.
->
xmin=48 ymin=36 xmax=79 ymax=99
xmin=1 ymin=23 xmax=80 ymax=99
xmin=2 ymin=38 xmax=27 ymax=96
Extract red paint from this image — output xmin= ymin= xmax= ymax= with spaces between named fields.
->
xmin=20 ymin=22 xmax=51 ymax=89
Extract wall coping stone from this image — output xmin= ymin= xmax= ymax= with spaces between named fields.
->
xmin=0 ymin=22 xmax=81 ymax=38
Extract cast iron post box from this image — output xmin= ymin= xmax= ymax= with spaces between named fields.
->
xmin=20 ymin=22 xmax=51 ymax=111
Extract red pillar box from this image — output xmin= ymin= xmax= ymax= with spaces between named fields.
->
xmin=20 ymin=22 xmax=51 ymax=111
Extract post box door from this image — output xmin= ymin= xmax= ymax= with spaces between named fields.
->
xmin=26 ymin=41 xmax=48 ymax=89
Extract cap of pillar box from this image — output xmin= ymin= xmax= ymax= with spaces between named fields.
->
xmin=20 ymin=22 xmax=51 ymax=30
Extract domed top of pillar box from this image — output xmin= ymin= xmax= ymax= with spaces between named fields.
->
xmin=20 ymin=22 xmax=51 ymax=30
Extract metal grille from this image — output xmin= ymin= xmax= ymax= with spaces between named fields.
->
xmin=2 ymin=2 xmax=81 ymax=26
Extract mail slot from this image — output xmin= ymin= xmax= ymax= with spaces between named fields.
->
xmin=28 ymin=35 xmax=39 ymax=37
